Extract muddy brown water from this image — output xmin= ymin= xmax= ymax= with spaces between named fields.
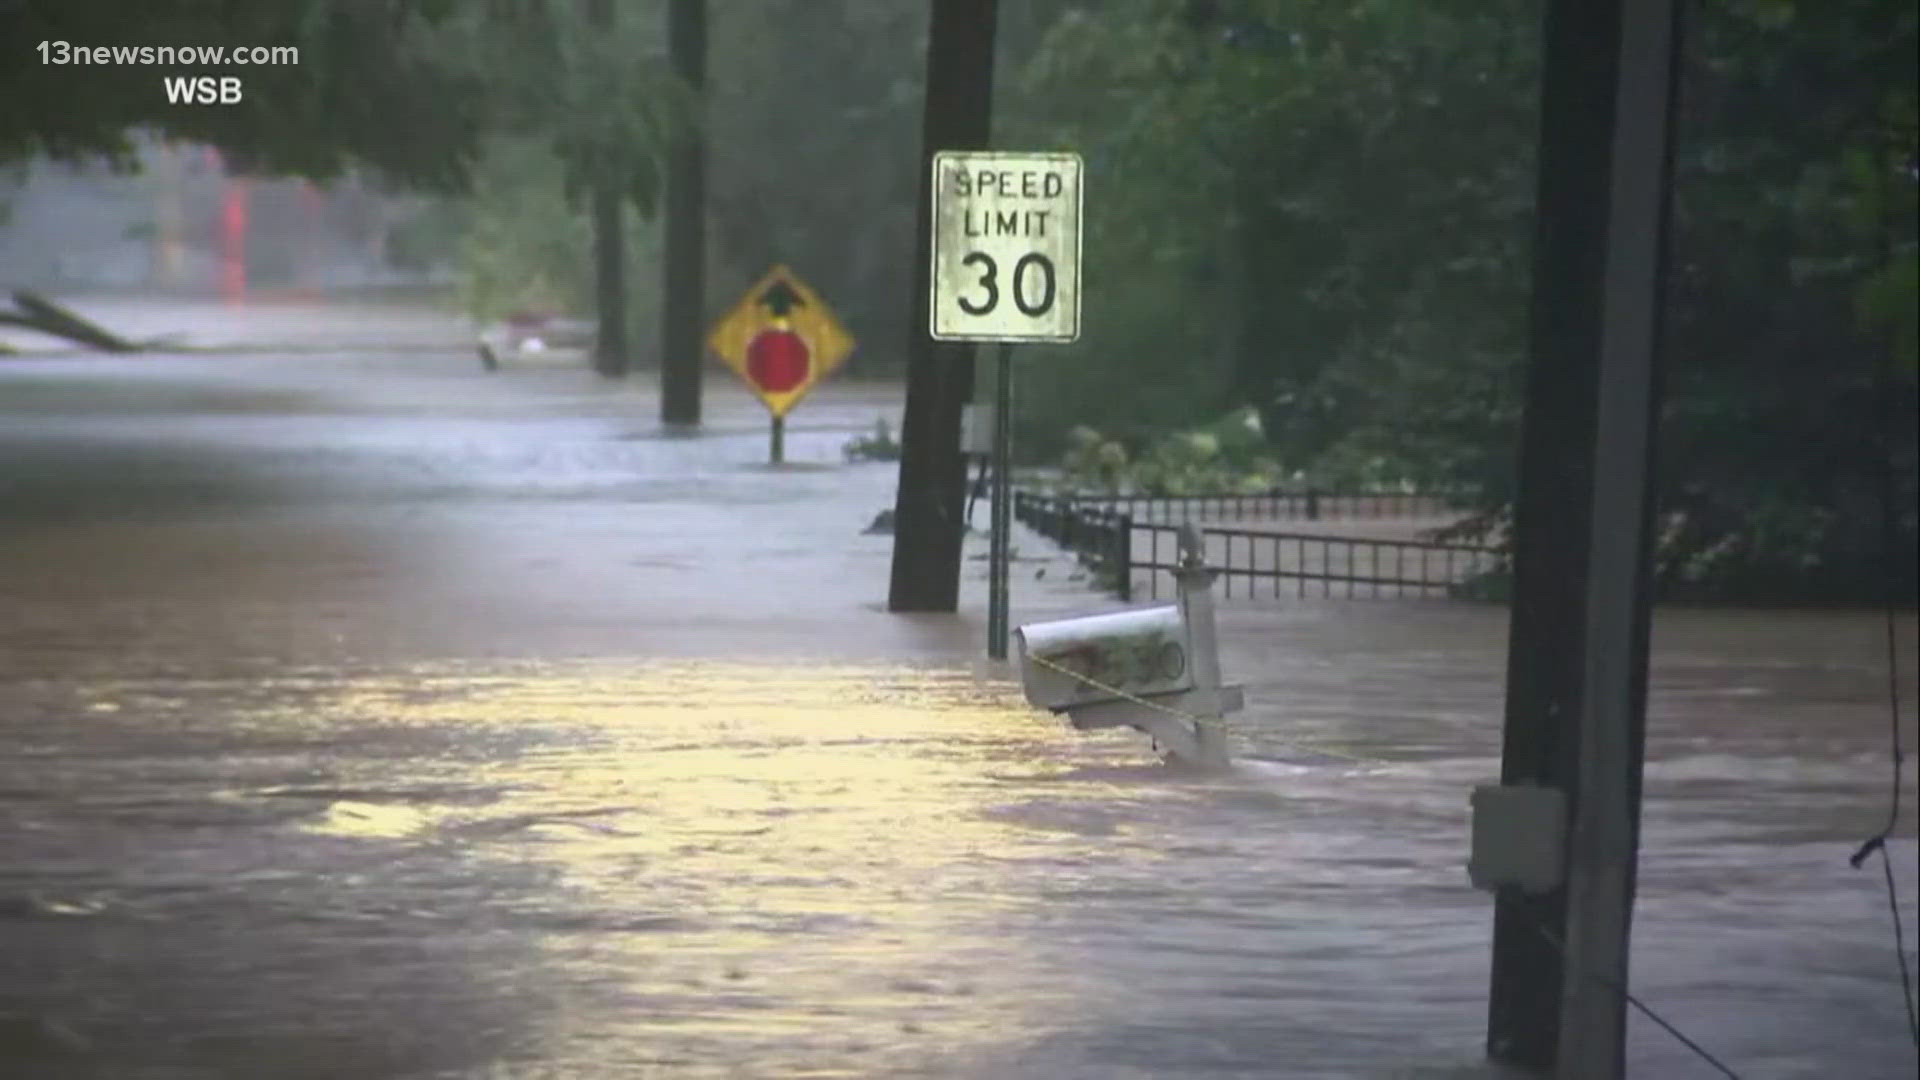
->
xmin=1 ymin=313 xmax=1915 ymax=1078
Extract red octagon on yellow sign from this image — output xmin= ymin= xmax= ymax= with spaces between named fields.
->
xmin=707 ymin=266 xmax=856 ymax=419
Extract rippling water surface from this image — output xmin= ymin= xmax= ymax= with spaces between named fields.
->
xmin=5 ymin=651 xmax=1912 ymax=1079
xmin=1 ymin=328 xmax=1915 ymax=1078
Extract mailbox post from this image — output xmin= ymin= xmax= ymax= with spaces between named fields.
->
xmin=1015 ymin=527 xmax=1242 ymax=768
xmin=1171 ymin=526 xmax=1232 ymax=768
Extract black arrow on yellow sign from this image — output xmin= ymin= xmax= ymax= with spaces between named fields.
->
xmin=758 ymin=280 xmax=806 ymax=317
xmin=752 ymin=276 xmax=806 ymax=315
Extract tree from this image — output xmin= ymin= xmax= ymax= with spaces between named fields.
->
xmin=888 ymin=0 xmax=998 ymax=614
xmin=4 ymin=0 xmax=686 ymax=368
xmin=1006 ymin=0 xmax=1915 ymax=599
xmin=1005 ymin=0 xmax=1539 ymax=461
xmin=1 ymin=1 xmax=488 ymax=189
xmin=702 ymin=0 xmax=929 ymax=377
xmin=585 ymin=0 xmax=630 ymax=378
xmin=660 ymin=0 xmax=707 ymax=422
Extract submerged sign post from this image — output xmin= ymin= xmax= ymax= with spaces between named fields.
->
xmin=930 ymin=151 xmax=1083 ymax=659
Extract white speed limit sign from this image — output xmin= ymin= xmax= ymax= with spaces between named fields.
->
xmin=930 ymin=151 xmax=1083 ymax=343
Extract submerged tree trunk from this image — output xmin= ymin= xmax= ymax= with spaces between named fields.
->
xmin=588 ymin=0 xmax=628 ymax=379
xmin=887 ymin=0 xmax=999 ymax=613
xmin=591 ymin=185 xmax=627 ymax=378
xmin=660 ymin=0 xmax=707 ymax=424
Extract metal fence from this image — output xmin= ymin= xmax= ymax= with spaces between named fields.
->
xmin=1042 ymin=488 xmax=1466 ymax=522
xmin=1130 ymin=520 xmax=1501 ymax=601
xmin=1013 ymin=491 xmax=1136 ymax=599
xmin=1011 ymin=490 xmax=1499 ymax=603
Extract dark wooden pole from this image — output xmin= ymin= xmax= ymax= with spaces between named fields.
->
xmin=587 ymin=0 xmax=627 ymax=379
xmin=1486 ymin=0 xmax=1682 ymax=1075
xmin=661 ymin=0 xmax=707 ymax=424
xmin=888 ymin=0 xmax=999 ymax=612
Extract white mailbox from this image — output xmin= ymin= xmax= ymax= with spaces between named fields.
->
xmin=1015 ymin=605 xmax=1192 ymax=712
xmin=1012 ymin=526 xmax=1242 ymax=769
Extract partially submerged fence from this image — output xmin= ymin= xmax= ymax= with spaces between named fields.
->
xmin=1011 ymin=490 xmax=1500 ymax=603
xmin=1048 ymin=489 xmax=1465 ymax=524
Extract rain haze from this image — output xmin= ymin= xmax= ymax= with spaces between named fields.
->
xmin=1 ymin=3 xmax=1915 ymax=1080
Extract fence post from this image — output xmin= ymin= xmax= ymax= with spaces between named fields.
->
xmin=1307 ymin=489 xmax=1322 ymax=521
xmin=1115 ymin=512 xmax=1133 ymax=602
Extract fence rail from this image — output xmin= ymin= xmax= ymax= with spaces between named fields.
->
xmin=1130 ymin=521 xmax=1500 ymax=601
xmin=1011 ymin=490 xmax=1499 ymax=603
xmin=1042 ymin=488 xmax=1467 ymax=522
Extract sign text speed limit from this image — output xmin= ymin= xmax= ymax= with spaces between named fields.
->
xmin=930 ymin=151 xmax=1083 ymax=343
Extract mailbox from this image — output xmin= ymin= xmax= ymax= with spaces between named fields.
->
xmin=1015 ymin=606 xmax=1193 ymax=712
xmin=1012 ymin=524 xmax=1242 ymax=769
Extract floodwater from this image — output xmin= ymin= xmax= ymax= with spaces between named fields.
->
xmin=1 ymin=301 xmax=1915 ymax=1079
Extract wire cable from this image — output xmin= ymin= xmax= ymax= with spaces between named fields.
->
xmin=1035 ymin=634 xmax=1741 ymax=1074
xmin=1504 ymin=895 xmax=1743 ymax=1079
xmin=1849 ymin=144 xmax=1919 ymax=1047
xmin=1848 ymin=235 xmax=1918 ymax=1042
xmin=1846 ymin=600 xmax=1917 ymax=1048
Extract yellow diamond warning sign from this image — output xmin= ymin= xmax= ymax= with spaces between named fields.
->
xmin=707 ymin=266 xmax=856 ymax=419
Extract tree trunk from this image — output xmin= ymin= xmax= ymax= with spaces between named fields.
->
xmin=887 ymin=0 xmax=999 ymax=613
xmin=589 ymin=0 xmax=627 ymax=379
xmin=660 ymin=0 xmax=707 ymax=424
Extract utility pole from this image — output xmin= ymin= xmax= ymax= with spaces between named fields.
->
xmin=888 ymin=0 xmax=999 ymax=613
xmin=661 ymin=0 xmax=707 ymax=426
xmin=1484 ymin=1 xmax=1682 ymax=1077
xmin=586 ymin=0 xmax=628 ymax=378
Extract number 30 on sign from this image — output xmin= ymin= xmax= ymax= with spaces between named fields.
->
xmin=930 ymin=151 xmax=1083 ymax=343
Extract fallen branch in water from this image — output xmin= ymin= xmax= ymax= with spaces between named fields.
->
xmin=0 ymin=290 xmax=142 ymax=352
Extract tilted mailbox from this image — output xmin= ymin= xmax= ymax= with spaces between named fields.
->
xmin=1016 ymin=605 xmax=1192 ymax=712
xmin=1014 ymin=526 xmax=1243 ymax=768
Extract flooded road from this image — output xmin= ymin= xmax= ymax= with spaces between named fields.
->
xmin=2 ymin=308 xmax=1915 ymax=1078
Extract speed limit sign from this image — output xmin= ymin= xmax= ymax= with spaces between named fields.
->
xmin=930 ymin=151 xmax=1083 ymax=343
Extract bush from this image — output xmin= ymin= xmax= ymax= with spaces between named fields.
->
xmin=454 ymin=136 xmax=660 ymax=347
xmin=842 ymin=419 xmax=902 ymax=462
xmin=1051 ymin=409 xmax=1288 ymax=495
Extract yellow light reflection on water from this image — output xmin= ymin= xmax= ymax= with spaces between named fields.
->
xmin=289 ymin=660 xmax=1158 ymax=1075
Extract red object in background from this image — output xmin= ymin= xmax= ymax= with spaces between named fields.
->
xmin=746 ymin=327 xmax=811 ymax=394
xmin=221 ymin=178 xmax=249 ymax=301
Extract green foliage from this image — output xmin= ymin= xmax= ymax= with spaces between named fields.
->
xmin=0 ymin=1 xmax=488 ymax=189
xmin=842 ymin=420 xmax=903 ymax=462
xmin=1005 ymin=0 xmax=1538 ymax=476
xmin=1654 ymin=0 xmax=1918 ymax=597
xmin=704 ymin=0 xmax=930 ymax=372
xmin=1 ymin=1 xmax=683 ymax=216
xmin=455 ymin=139 xmax=592 ymax=320
xmin=456 ymin=0 xmax=685 ymax=218
xmin=454 ymin=136 xmax=662 ymax=335
xmin=1052 ymin=408 xmax=1286 ymax=495
xmin=1009 ymin=0 xmax=1916 ymax=600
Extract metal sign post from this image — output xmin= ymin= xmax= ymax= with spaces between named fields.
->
xmin=987 ymin=342 xmax=1015 ymax=657
xmin=928 ymin=150 xmax=1083 ymax=658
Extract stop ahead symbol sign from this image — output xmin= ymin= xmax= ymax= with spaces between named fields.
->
xmin=706 ymin=266 xmax=856 ymax=418
xmin=744 ymin=282 xmax=812 ymax=394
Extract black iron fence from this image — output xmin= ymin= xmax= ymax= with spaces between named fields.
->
xmin=1042 ymin=488 xmax=1466 ymax=522
xmin=1130 ymin=521 xmax=1500 ymax=601
xmin=1011 ymin=490 xmax=1499 ymax=603
xmin=1013 ymin=491 xmax=1136 ymax=600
